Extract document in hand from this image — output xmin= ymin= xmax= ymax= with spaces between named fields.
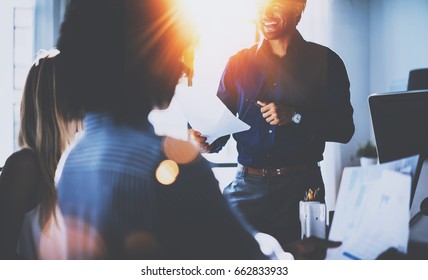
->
xmin=326 ymin=155 xmax=419 ymax=260
xmin=177 ymin=88 xmax=250 ymax=144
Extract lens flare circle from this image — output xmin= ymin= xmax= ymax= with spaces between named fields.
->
xmin=156 ymin=159 xmax=180 ymax=185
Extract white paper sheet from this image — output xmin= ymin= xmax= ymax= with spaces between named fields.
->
xmin=176 ymin=88 xmax=250 ymax=144
xmin=326 ymin=158 xmax=415 ymax=259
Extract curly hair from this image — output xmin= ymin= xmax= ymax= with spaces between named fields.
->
xmin=56 ymin=0 xmax=193 ymax=126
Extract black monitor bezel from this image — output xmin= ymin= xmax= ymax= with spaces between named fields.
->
xmin=369 ymin=89 xmax=428 ymax=206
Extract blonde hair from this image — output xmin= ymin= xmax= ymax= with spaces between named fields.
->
xmin=18 ymin=54 xmax=70 ymax=229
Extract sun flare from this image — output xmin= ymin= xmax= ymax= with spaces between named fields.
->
xmin=179 ymin=0 xmax=258 ymax=32
xmin=177 ymin=0 xmax=260 ymax=91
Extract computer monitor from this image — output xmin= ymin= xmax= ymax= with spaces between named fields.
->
xmin=369 ymin=89 xmax=428 ymax=205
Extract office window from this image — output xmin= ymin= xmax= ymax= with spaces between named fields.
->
xmin=12 ymin=3 xmax=34 ymax=153
xmin=13 ymin=6 xmax=34 ymax=151
xmin=13 ymin=7 xmax=34 ymax=90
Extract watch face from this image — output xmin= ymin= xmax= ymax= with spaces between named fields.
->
xmin=293 ymin=113 xmax=302 ymax=124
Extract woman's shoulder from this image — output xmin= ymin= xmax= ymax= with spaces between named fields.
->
xmin=2 ymin=149 xmax=40 ymax=187
xmin=5 ymin=149 xmax=38 ymax=170
xmin=0 ymin=149 xmax=40 ymax=212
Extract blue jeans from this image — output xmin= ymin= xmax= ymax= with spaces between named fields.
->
xmin=223 ymin=164 xmax=325 ymax=248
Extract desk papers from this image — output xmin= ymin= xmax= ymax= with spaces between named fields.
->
xmin=177 ymin=89 xmax=250 ymax=144
xmin=326 ymin=156 xmax=419 ymax=260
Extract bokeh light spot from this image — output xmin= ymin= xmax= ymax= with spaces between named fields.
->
xmin=156 ymin=159 xmax=180 ymax=185
xmin=162 ymin=136 xmax=199 ymax=164
xmin=124 ymin=231 xmax=163 ymax=259
xmin=38 ymin=208 xmax=67 ymax=259
xmin=63 ymin=216 xmax=107 ymax=259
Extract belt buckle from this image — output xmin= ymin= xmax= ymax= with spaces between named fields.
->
xmin=261 ymin=168 xmax=268 ymax=177
xmin=262 ymin=168 xmax=281 ymax=178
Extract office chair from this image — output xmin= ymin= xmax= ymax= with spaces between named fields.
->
xmin=408 ymin=68 xmax=428 ymax=90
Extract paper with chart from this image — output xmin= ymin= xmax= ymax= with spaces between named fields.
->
xmin=177 ymin=89 xmax=250 ymax=144
xmin=326 ymin=156 xmax=419 ymax=260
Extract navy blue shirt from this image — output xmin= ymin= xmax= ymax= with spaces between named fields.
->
xmin=212 ymin=31 xmax=354 ymax=168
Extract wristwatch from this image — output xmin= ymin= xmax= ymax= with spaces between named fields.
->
xmin=291 ymin=112 xmax=302 ymax=124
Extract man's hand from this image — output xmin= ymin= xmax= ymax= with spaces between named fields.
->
xmin=188 ymin=129 xmax=212 ymax=153
xmin=258 ymin=101 xmax=295 ymax=126
xmin=376 ymin=248 xmax=408 ymax=260
xmin=284 ymin=237 xmax=341 ymax=260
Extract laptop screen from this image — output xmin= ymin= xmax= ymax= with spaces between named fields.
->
xmin=369 ymin=89 xmax=428 ymax=205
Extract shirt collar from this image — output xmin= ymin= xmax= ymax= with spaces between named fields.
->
xmin=83 ymin=112 xmax=154 ymax=133
xmin=256 ymin=30 xmax=306 ymax=58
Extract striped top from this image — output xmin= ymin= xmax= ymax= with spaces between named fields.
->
xmin=57 ymin=113 xmax=266 ymax=259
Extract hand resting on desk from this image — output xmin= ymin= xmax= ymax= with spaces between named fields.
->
xmin=284 ymin=237 xmax=342 ymax=260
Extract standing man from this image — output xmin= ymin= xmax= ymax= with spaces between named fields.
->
xmin=190 ymin=0 xmax=354 ymax=248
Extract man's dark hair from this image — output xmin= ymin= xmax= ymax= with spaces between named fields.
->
xmin=56 ymin=0 xmax=192 ymax=126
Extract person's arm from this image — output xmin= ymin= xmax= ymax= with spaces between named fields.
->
xmin=297 ymin=51 xmax=355 ymax=144
xmin=188 ymin=129 xmax=230 ymax=153
xmin=0 ymin=150 xmax=38 ymax=259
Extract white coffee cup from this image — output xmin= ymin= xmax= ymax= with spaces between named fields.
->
xmin=299 ymin=201 xmax=326 ymax=239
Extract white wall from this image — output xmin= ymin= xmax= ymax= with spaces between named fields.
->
xmin=370 ymin=0 xmax=428 ymax=93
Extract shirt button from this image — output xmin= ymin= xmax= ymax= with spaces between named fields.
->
xmin=269 ymin=130 xmax=272 ymax=134
xmin=273 ymin=82 xmax=278 ymax=87
xmin=267 ymin=154 xmax=271 ymax=158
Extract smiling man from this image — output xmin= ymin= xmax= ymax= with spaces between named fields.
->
xmin=190 ymin=0 xmax=354 ymax=249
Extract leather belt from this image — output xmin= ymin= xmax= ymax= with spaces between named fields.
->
xmin=237 ymin=164 xmax=313 ymax=178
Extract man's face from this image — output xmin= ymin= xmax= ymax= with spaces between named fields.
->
xmin=257 ymin=0 xmax=301 ymax=40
